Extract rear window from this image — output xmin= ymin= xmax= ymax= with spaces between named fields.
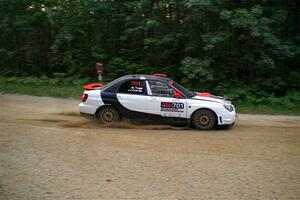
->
xmin=118 ymin=80 xmax=146 ymax=95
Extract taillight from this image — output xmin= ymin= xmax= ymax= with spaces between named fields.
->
xmin=82 ymin=94 xmax=88 ymax=102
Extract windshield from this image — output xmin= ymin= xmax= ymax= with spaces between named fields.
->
xmin=170 ymin=80 xmax=195 ymax=98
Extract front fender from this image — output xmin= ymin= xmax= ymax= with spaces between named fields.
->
xmin=187 ymin=100 xmax=235 ymax=125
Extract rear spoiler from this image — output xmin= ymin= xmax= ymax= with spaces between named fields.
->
xmin=83 ymin=83 xmax=104 ymax=90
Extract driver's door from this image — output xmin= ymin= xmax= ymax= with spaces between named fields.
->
xmin=146 ymin=80 xmax=187 ymax=118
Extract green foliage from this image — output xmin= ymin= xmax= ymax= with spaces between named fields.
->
xmin=105 ymin=58 xmax=148 ymax=79
xmin=0 ymin=0 xmax=299 ymax=108
xmin=180 ymin=57 xmax=214 ymax=89
xmin=4 ymin=76 xmax=92 ymax=88
xmin=0 ymin=76 xmax=299 ymax=115
xmin=0 ymin=76 xmax=98 ymax=99
xmin=215 ymin=85 xmax=300 ymax=109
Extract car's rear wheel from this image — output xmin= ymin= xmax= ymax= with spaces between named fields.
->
xmin=97 ymin=106 xmax=120 ymax=124
xmin=192 ymin=109 xmax=216 ymax=130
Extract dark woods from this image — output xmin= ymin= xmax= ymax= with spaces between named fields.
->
xmin=0 ymin=0 xmax=299 ymax=101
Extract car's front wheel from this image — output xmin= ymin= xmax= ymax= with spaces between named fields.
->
xmin=97 ymin=106 xmax=120 ymax=124
xmin=191 ymin=109 xmax=216 ymax=130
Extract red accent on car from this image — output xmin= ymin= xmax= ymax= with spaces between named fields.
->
xmin=161 ymin=102 xmax=172 ymax=107
xmin=83 ymin=83 xmax=104 ymax=90
xmin=82 ymin=94 xmax=88 ymax=102
xmin=168 ymin=81 xmax=184 ymax=96
xmin=173 ymin=92 xmax=182 ymax=98
xmin=199 ymin=92 xmax=212 ymax=97
xmin=131 ymin=81 xmax=141 ymax=86
xmin=153 ymin=73 xmax=167 ymax=77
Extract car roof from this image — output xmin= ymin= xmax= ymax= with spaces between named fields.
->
xmin=119 ymin=74 xmax=172 ymax=82
xmin=102 ymin=74 xmax=172 ymax=93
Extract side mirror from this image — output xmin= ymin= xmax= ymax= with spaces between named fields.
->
xmin=173 ymin=92 xmax=182 ymax=98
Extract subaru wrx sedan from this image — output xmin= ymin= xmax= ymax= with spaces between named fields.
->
xmin=79 ymin=74 xmax=236 ymax=130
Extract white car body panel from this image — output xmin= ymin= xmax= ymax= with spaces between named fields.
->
xmin=117 ymin=93 xmax=148 ymax=113
xmin=79 ymin=90 xmax=104 ymax=115
xmin=147 ymin=96 xmax=187 ymax=118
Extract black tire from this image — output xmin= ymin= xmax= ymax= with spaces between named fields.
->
xmin=97 ymin=106 xmax=120 ymax=124
xmin=191 ymin=109 xmax=216 ymax=130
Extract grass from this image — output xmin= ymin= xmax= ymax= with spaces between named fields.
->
xmin=0 ymin=83 xmax=83 ymax=99
xmin=0 ymin=76 xmax=83 ymax=99
xmin=0 ymin=76 xmax=299 ymax=115
xmin=236 ymin=103 xmax=300 ymax=115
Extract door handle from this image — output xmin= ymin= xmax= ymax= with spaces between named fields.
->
xmin=149 ymin=97 xmax=158 ymax=102
xmin=117 ymin=95 xmax=122 ymax=99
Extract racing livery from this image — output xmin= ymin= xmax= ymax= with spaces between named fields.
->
xmin=79 ymin=74 xmax=236 ymax=130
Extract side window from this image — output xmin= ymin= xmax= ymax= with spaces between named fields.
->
xmin=148 ymin=80 xmax=176 ymax=97
xmin=118 ymin=80 xmax=146 ymax=95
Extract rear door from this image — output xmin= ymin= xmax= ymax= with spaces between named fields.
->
xmin=146 ymin=80 xmax=187 ymax=118
xmin=117 ymin=79 xmax=148 ymax=113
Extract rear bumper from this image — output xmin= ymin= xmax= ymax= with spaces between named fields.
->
xmin=79 ymin=102 xmax=99 ymax=120
xmin=80 ymin=112 xmax=95 ymax=120
xmin=79 ymin=102 xmax=98 ymax=115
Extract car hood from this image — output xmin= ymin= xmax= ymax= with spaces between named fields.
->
xmin=191 ymin=92 xmax=231 ymax=104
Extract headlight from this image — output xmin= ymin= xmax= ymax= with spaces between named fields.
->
xmin=223 ymin=104 xmax=234 ymax=112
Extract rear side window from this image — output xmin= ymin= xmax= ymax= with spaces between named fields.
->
xmin=118 ymin=80 xmax=146 ymax=95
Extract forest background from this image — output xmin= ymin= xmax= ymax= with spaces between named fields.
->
xmin=0 ymin=0 xmax=299 ymax=114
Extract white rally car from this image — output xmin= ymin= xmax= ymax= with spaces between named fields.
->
xmin=79 ymin=74 xmax=236 ymax=130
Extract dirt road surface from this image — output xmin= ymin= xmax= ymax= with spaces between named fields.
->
xmin=0 ymin=94 xmax=299 ymax=200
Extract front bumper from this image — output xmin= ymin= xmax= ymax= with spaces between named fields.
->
xmin=218 ymin=110 xmax=237 ymax=125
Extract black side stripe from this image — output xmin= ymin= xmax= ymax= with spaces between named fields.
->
xmin=100 ymin=91 xmax=161 ymax=119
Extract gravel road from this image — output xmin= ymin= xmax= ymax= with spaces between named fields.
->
xmin=0 ymin=94 xmax=299 ymax=200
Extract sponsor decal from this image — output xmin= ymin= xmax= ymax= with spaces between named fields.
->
xmin=161 ymin=102 xmax=184 ymax=112
xmin=131 ymin=81 xmax=141 ymax=86
xmin=128 ymin=86 xmax=144 ymax=93
xmin=128 ymin=81 xmax=144 ymax=93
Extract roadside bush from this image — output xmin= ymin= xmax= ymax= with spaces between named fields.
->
xmin=4 ymin=76 xmax=95 ymax=87
xmin=180 ymin=57 xmax=214 ymax=89
xmin=1 ymin=76 xmax=299 ymax=114
xmin=213 ymin=83 xmax=300 ymax=108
